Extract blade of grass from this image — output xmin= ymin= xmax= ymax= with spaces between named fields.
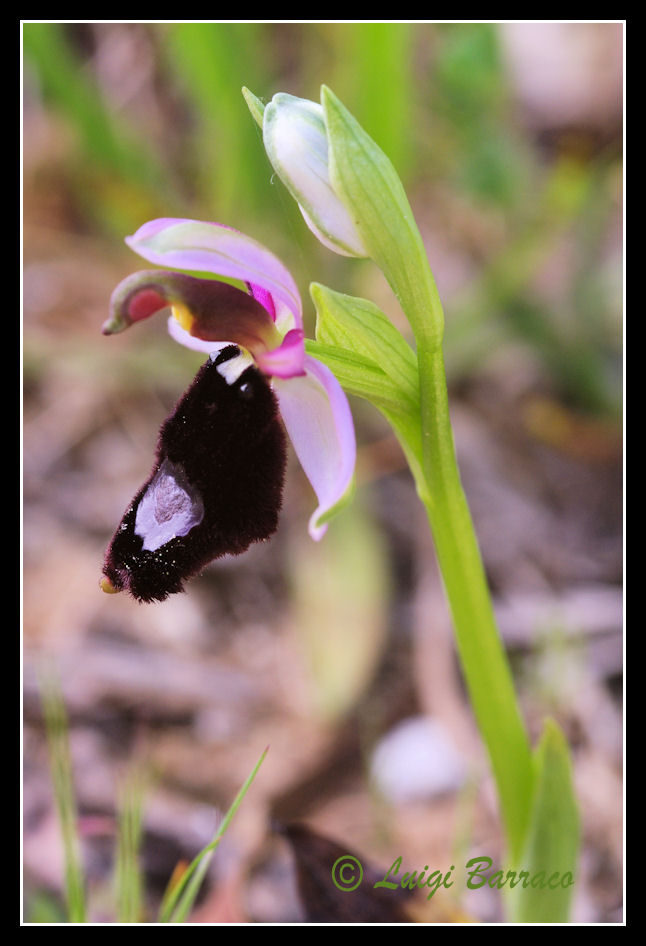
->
xmin=23 ymin=23 xmax=175 ymax=233
xmin=164 ymin=23 xmax=271 ymax=220
xmin=23 ymin=24 xmax=169 ymax=189
xmin=39 ymin=671 xmax=87 ymax=923
xmin=114 ymin=769 xmax=146 ymax=923
xmin=330 ymin=23 xmax=415 ymax=182
xmin=158 ymin=746 xmax=269 ymax=923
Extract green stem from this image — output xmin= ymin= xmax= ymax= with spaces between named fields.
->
xmin=265 ymin=80 xmax=537 ymax=865
xmin=397 ymin=263 xmax=534 ymax=859
xmin=415 ymin=342 xmax=534 ymax=858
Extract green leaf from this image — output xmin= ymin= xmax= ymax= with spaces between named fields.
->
xmin=507 ymin=719 xmax=580 ymax=923
xmin=242 ymin=86 xmax=266 ymax=128
xmin=310 ymin=282 xmax=419 ymax=404
xmin=305 ymin=340 xmax=411 ymax=414
xmin=321 ymin=85 xmax=444 ymax=350
xmin=305 ymin=339 xmax=425 ymax=496
xmin=306 ymin=286 xmax=424 ymax=489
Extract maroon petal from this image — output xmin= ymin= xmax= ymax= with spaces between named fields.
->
xmin=103 ymin=271 xmax=281 ymax=357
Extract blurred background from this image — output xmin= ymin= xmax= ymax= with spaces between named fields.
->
xmin=23 ymin=22 xmax=623 ymax=923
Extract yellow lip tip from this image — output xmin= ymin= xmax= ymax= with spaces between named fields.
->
xmin=99 ymin=576 xmax=121 ymax=595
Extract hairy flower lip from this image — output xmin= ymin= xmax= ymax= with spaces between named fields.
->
xmin=102 ymin=346 xmax=288 ymax=601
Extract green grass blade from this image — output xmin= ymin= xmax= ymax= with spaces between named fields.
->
xmin=23 ymin=24 xmax=167 ymax=190
xmin=158 ymin=746 xmax=268 ymax=923
xmin=331 ymin=23 xmax=415 ymax=182
xmin=164 ymin=23 xmax=271 ymax=220
xmin=39 ymin=672 xmax=87 ymax=923
xmin=114 ymin=770 xmax=146 ymax=923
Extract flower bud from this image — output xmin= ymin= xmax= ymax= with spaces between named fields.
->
xmin=262 ymin=93 xmax=368 ymax=258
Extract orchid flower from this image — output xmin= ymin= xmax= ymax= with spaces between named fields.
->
xmin=100 ymin=217 xmax=355 ymax=602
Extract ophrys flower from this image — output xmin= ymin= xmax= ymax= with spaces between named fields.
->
xmin=101 ymin=218 xmax=356 ymax=602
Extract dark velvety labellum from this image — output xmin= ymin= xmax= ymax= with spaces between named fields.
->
xmin=103 ymin=347 xmax=286 ymax=602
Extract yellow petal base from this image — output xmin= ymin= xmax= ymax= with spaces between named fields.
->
xmin=171 ymin=303 xmax=195 ymax=333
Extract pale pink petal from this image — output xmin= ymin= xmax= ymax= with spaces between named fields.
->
xmin=126 ymin=218 xmax=303 ymax=329
xmin=273 ymin=355 xmax=356 ymax=540
xmin=254 ymin=329 xmax=306 ymax=379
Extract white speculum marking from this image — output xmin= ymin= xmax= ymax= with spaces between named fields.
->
xmin=134 ymin=459 xmax=204 ymax=551
xmin=212 ymin=349 xmax=254 ymax=385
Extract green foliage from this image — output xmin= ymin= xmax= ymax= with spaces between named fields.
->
xmin=291 ymin=89 xmax=581 ymax=917
xmin=23 ymin=24 xmax=162 ymax=183
xmin=23 ymin=23 xmax=174 ymax=233
xmin=158 ymin=747 xmax=268 ymax=923
xmin=328 ymin=23 xmax=415 ymax=181
xmin=25 ymin=891 xmax=68 ymax=924
xmin=39 ymin=673 xmax=87 ymax=923
xmin=23 ymin=23 xmax=621 ymax=415
xmin=114 ymin=772 xmax=146 ymax=923
xmin=507 ymin=720 xmax=580 ymax=922
xmin=34 ymin=673 xmax=267 ymax=923
xmin=163 ymin=24 xmax=271 ymax=221
xmin=312 ymin=283 xmax=418 ymax=402
xmin=308 ymin=283 xmax=424 ymax=485
xmin=432 ymin=23 xmax=527 ymax=206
